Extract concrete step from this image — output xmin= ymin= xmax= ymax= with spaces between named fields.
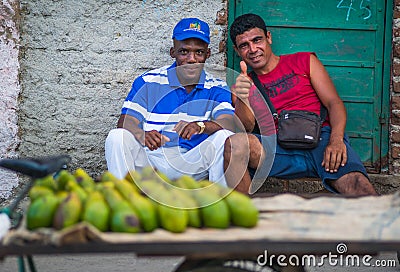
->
xmin=255 ymin=174 xmax=400 ymax=195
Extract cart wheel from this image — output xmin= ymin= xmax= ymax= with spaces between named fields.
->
xmin=174 ymin=258 xmax=296 ymax=272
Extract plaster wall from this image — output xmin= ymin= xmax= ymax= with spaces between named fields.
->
xmin=17 ymin=0 xmax=228 ymax=179
xmin=0 ymin=0 xmax=20 ymax=199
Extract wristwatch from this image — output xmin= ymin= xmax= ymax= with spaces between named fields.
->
xmin=196 ymin=121 xmax=206 ymax=134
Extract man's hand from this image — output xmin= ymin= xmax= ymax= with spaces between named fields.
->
xmin=231 ymin=61 xmax=257 ymax=132
xmin=173 ymin=121 xmax=202 ymax=140
xmin=233 ymin=61 xmax=253 ymax=102
xmin=322 ymin=137 xmax=347 ymax=173
xmin=144 ymin=130 xmax=170 ymax=151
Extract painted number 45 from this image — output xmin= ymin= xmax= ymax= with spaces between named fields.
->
xmin=337 ymin=0 xmax=372 ymax=21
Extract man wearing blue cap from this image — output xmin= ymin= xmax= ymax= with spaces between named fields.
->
xmin=105 ymin=18 xmax=235 ymax=188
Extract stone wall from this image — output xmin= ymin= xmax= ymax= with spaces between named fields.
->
xmin=391 ymin=0 xmax=400 ymax=173
xmin=0 ymin=0 xmax=20 ymax=199
xmin=17 ymin=0 xmax=228 ymax=174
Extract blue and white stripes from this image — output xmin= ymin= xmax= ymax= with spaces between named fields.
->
xmin=121 ymin=62 xmax=234 ymax=150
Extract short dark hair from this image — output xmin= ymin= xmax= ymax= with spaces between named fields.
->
xmin=229 ymin=13 xmax=268 ymax=46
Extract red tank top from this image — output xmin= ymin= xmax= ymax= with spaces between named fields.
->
xmin=249 ymin=52 xmax=329 ymax=135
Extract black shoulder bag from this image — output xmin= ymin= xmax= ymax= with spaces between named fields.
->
xmin=250 ymin=71 xmax=327 ymax=149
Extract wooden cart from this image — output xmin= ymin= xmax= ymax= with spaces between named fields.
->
xmin=1 ymin=157 xmax=399 ymax=271
xmin=2 ymin=192 xmax=400 ymax=272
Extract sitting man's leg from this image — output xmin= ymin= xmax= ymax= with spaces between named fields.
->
xmin=312 ymin=127 xmax=378 ymax=196
xmin=160 ymin=129 xmax=234 ymax=183
xmin=224 ymin=133 xmax=265 ymax=193
xmin=328 ymin=172 xmax=378 ymax=196
xmin=105 ymin=128 xmax=149 ymax=179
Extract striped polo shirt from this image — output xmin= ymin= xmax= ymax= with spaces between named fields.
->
xmin=121 ymin=62 xmax=234 ymax=150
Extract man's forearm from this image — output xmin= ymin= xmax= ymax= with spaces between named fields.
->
xmin=326 ymin=101 xmax=346 ymax=142
xmin=203 ymin=114 xmax=235 ymax=134
xmin=234 ymin=99 xmax=256 ymax=132
xmin=117 ymin=114 xmax=145 ymax=144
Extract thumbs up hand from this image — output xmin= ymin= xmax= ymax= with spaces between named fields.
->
xmin=232 ymin=61 xmax=253 ymax=101
xmin=240 ymin=60 xmax=248 ymax=75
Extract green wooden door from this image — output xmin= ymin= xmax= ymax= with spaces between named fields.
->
xmin=227 ymin=0 xmax=392 ymax=172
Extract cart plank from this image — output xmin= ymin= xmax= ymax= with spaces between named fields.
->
xmin=1 ymin=192 xmax=399 ymax=258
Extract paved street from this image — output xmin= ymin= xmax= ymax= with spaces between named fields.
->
xmin=0 ymin=255 xmax=184 ymax=272
xmin=0 ymin=252 xmax=398 ymax=271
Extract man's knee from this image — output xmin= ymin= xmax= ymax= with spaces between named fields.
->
xmin=105 ymin=128 xmax=139 ymax=149
xmin=106 ymin=128 xmax=126 ymax=142
xmin=224 ymin=133 xmax=250 ymax=158
xmin=331 ymin=172 xmax=378 ymax=196
xmin=209 ymin=129 xmax=234 ymax=145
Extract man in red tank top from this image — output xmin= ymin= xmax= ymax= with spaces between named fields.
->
xmin=224 ymin=13 xmax=377 ymax=196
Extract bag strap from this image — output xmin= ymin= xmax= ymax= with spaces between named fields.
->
xmin=249 ymin=70 xmax=327 ymax=123
xmin=319 ymin=101 xmax=327 ymax=122
xmin=249 ymin=71 xmax=278 ymax=119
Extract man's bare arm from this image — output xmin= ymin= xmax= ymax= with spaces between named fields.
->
xmin=173 ymin=113 xmax=234 ymax=140
xmin=310 ymin=54 xmax=347 ymax=172
xmin=117 ymin=114 xmax=144 ymax=144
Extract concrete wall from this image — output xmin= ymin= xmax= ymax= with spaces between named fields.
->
xmin=0 ymin=0 xmax=20 ymax=200
xmin=16 ymin=0 xmax=228 ymax=180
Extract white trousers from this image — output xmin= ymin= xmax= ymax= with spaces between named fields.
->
xmin=104 ymin=128 xmax=234 ymax=186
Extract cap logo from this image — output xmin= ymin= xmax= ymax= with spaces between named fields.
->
xmin=189 ymin=22 xmax=201 ymax=31
xmin=184 ymin=21 xmax=205 ymax=34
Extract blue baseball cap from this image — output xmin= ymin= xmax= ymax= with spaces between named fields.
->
xmin=172 ymin=18 xmax=210 ymax=44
